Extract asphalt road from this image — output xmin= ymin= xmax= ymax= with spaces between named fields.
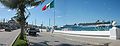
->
xmin=0 ymin=29 xmax=20 ymax=46
xmin=27 ymin=32 xmax=94 ymax=46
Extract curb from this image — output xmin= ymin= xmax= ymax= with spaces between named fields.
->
xmin=10 ymin=29 xmax=21 ymax=46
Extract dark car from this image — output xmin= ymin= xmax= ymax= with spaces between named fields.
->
xmin=36 ymin=28 xmax=40 ymax=32
xmin=5 ymin=27 xmax=12 ymax=32
xmin=28 ymin=28 xmax=37 ymax=36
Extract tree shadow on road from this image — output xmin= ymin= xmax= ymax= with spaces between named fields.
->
xmin=29 ymin=41 xmax=49 ymax=46
xmin=56 ymin=43 xmax=82 ymax=46
xmin=27 ymin=34 xmax=42 ymax=37
xmin=29 ymin=41 xmax=82 ymax=46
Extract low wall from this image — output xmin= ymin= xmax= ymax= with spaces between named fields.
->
xmin=39 ymin=29 xmax=47 ymax=32
xmin=54 ymin=30 xmax=110 ymax=36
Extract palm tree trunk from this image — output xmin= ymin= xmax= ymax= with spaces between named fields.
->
xmin=20 ymin=25 xmax=25 ymax=40
xmin=19 ymin=4 xmax=26 ymax=40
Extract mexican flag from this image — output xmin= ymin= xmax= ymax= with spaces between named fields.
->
xmin=42 ymin=0 xmax=54 ymax=11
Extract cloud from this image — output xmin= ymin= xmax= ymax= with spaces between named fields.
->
xmin=57 ymin=16 xmax=62 ymax=18
xmin=8 ymin=9 xmax=11 ymax=11
xmin=27 ymin=6 xmax=35 ymax=9
xmin=0 ymin=3 xmax=5 ymax=8
xmin=0 ymin=6 xmax=5 ymax=8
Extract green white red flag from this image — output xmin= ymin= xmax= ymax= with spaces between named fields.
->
xmin=42 ymin=0 xmax=54 ymax=11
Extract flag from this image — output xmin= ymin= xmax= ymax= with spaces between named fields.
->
xmin=42 ymin=0 xmax=54 ymax=11
xmin=42 ymin=3 xmax=50 ymax=11
xmin=50 ymin=0 xmax=54 ymax=8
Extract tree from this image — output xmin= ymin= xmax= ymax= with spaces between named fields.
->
xmin=0 ymin=0 xmax=45 ymax=40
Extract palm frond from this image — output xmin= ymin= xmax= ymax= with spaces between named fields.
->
xmin=0 ymin=0 xmax=19 ymax=9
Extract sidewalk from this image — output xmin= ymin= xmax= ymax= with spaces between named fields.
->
xmin=0 ymin=29 xmax=20 ymax=46
xmin=53 ymin=32 xmax=120 ymax=46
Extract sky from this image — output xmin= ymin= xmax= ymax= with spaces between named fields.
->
xmin=0 ymin=0 xmax=120 ymax=27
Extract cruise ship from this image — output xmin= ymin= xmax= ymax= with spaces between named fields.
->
xmin=61 ymin=20 xmax=115 ymax=31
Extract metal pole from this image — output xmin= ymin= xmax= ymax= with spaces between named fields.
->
xmin=53 ymin=0 xmax=55 ymax=27
xmin=53 ymin=0 xmax=55 ymax=33
xmin=35 ymin=19 xmax=36 ymax=25
xmin=49 ymin=18 xmax=50 ymax=27
xmin=32 ymin=21 xmax=33 ymax=25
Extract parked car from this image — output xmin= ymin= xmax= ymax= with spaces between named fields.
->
xmin=5 ymin=27 xmax=12 ymax=32
xmin=36 ymin=28 xmax=40 ymax=32
xmin=28 ymin=28 xmax=37 ymax=36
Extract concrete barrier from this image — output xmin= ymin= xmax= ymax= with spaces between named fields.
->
xmin=54 ymin=30 xmax=110 ymax=36
xmin=55 ymin=27 xmax=120 ymax=40
xmin=110 ymin=27 xmax=120 ymax=40
xmin=39 ymin=29 xmax=47 ymax=32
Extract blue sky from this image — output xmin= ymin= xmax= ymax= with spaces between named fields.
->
xmin=0 ymin=0 xmax=120 ymax=27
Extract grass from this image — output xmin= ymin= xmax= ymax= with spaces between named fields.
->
xmin=12 ymin=34 xmax=28 ymax=46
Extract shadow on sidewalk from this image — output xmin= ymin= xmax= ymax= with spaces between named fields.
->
xmin=29 ymin=41 xmax=49 ymax=46
xmin=29 ymin=41 xmax=82 ymax=46
xmin=27 ymin=34 xmax=42 ymax=37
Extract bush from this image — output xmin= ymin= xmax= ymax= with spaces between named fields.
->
xmin=13 ymin=34 xmax=27 ymax=46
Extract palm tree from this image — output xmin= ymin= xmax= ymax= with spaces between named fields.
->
xmin=0 ymin=0 xmax=45 ymax=40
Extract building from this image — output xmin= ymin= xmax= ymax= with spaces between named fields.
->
xmin=0 ymin=19 xmax=20 ymax=29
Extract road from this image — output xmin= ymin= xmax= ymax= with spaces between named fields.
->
xmin=0 ymin=29 xmax=20 ymax=46
xmin=27 ymin=31 xmax=120 ymax=46
xmin=27 ymin=32 xmax=94 ymax=46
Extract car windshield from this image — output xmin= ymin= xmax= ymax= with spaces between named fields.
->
xmin=30 ymin=28 xmax=35 ymax=30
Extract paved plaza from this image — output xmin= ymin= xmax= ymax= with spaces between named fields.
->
xmin=27 ymin=31 xmax=120 ymax=46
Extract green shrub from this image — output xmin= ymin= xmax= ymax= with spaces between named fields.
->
xmin=13 ymin=34 xmax=27 ymax=46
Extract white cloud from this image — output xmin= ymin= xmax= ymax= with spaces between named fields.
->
xmin=27 ymin=6 xmax=35 ymax=9
xmin=0 ymin=6 xmax=5 ymax=8
xmin=57 ymin=16 xmax=62 ymax=18
xmin=0 ymin=3 xmax=5 ymax=8
xmin=8 ymin=9 xmax=11 ymax=11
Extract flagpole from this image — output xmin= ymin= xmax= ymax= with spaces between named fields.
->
xmin=53 ymin=0 xmax=55 ymax=33
xmin=54 ymin=6 xmax=55 ymax=27
xmin=49 ymin=18 xmax=50 ymax=27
